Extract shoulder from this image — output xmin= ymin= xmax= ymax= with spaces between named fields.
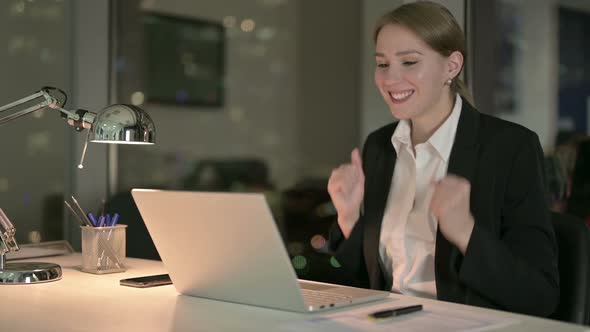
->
xmin=468 ymin=107 xmax=545 ymax=180
xmin=359 ymin=122 xmax=398 ymax=163
xmin=471 ymin=108 xmax=540 ymax=149
xmin=364 ymin=122 xmax=398 ymax=147
xmin=456 ymin=101 xmax=544 ymax=175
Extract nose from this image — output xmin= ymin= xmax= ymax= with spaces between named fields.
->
xmin=377 ymin=65 xmax=402 ymax=85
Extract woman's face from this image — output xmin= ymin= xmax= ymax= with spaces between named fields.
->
xmin=374 ymin=23 xmax=455 ymax=121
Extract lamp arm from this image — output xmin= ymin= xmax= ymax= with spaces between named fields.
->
xmin=0 ymin=208 xmax=19 ymax=256
xmin=0 ymin=90 xmax=47 ymax=113
xmin=0 ymin=88 xmax=95 ymax=130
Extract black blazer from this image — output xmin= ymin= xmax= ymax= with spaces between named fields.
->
xmin=329 ymin=99 xmax=559 ymax=317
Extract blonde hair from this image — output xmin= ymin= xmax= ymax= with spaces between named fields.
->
xmin=373 ymin=1 xmax=475 ymax=106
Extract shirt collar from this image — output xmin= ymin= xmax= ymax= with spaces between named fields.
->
xmin=428 ymin=94 xmax=462 ymax=162
xmin=391 ymin=117 xmax=412 ymax=154
xmin=391 ymin=94 xmax=462 ymax=162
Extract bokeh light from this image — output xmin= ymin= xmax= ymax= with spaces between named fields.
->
xmin=241 ymin=19 xmax=255 ymax=32
xmin=131 ymin=91 xmax=145 ymax=106
xmin=287 ymin=241 xmax=304 ymax=255
xmin=222 ymin=15 xmax=236 ymax=29
xmin=28 ymin=230 xmax=41 ymax=243
xmin=310 ymin=234 xmax=326 ymax=250
xmin=330 ymin=256 xmax=341 ymax=268
xmin=292 ymin=255 xmax=307 ymax=270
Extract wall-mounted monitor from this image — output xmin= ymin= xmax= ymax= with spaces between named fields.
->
xmin=143 ymin=12 xmax=225 ymax=107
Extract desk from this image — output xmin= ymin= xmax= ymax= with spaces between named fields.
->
xmin=1 ymin=254 xmax=587 ymax=332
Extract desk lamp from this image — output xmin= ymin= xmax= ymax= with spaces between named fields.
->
xmin=0 ymin=87 xmax=156 ymax=284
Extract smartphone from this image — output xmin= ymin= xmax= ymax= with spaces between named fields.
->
xmin=120 ymin=274 xmax=172 ymax=288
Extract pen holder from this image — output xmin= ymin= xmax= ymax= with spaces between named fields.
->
xmin=80 ymin=225 xmax=127 ymax=274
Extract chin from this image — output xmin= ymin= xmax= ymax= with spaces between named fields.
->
xmin=388 ymin=105 xmax=414 ymax=121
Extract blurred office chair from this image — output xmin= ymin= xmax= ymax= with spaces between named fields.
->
xmin=567 ymin=139 xmax=590 ymax=224
xmin=106 ymin=190 xmax=161 ymax=260
xmin=182 ymin=158 xmax=272 ymax=192
xmin=280 ymin=179 xmax=352 ymax=285
xmin=549 ymin=212 xmax=590 ymax=325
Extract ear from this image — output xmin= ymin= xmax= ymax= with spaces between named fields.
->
xmin=446 ymin=51 xmax=464 ymax=80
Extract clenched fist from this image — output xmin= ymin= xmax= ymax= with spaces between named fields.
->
xmin=327 ymin=148 xmax=365 ymax=239
xmin=430 ymin=174 xmax=475 ymax=254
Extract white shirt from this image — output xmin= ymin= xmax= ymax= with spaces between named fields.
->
xmin=379 ymin=95 xmax=462 ymax=299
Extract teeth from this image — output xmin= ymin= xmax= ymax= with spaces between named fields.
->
xmin=391 ymin=90 xmax=413 ymax=100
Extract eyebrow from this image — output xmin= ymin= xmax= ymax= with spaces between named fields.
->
xmin=374 ymin=50 xmax=423 ymax=57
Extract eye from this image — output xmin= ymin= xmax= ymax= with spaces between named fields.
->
xmin=376 ymin=63 xmax=389 ymax=68
xmin=402 ymin=61 xmax=418 ymax=66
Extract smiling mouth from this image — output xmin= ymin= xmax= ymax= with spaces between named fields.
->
xmin=388 ymin=89 xmax=414 ymax=104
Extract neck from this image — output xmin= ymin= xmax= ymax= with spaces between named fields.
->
xmin=410 ymin=92 xmax=455 ymax=145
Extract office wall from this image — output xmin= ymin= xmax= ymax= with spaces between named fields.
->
xmin=484 ymin=0 xmax=590 ymax=151
xmin=67 ymin=0 xmax=111 ymax=249
xmin=0 ymin=0 xmax=116 ymax=247
xmin=116 ymin=0 xmax=361 ymax=190
xmin=116 ymin=0 xmax=298 ymax=189
xmin=295 ymin=1 xmax=361 ymax=176
xmin=492 ymin=1 xmax=558 ymax=150
xmin=0 ymin=1 xmax=70 ymax=243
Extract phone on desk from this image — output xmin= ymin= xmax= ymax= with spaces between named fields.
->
xmin=120 ymin=274 xmax=172 ymax=288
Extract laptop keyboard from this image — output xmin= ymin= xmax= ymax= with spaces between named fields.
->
xmin=301 ymin=289 xmax=353 ymax=307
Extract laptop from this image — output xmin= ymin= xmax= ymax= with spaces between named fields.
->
xmin=131 ymin=189 xmax=389 ymax=312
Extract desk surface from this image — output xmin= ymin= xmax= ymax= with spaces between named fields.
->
xmin=1 ymin=254 xmax=587 ymax=332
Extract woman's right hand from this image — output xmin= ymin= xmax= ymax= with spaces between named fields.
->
xmin=327 ymin=148 xmax=365 ymax=239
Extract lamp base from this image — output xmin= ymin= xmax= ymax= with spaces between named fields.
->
xmin=0 ymin=262 xmax=62 ymax=284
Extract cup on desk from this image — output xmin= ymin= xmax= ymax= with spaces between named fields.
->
xmin=80 ymin=224 xmax=127 ymax=274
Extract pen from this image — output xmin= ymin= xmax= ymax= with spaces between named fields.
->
xmin=98 ymin=215 xmax=105 ymax=227
xmin=87 ymin=212 xmax=98 ymax=227
xmin=111 ymin=213 xmax=120 ymax=226
xmin=369 ymin=304 xmax=423 ymax=319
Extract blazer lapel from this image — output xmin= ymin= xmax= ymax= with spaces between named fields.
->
xmin=435 ymin=100 xmax=480 ymax=301
xmin=363 ymin=125 xmax=397 ymax=290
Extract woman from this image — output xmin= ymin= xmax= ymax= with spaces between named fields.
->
xmin=327 ymin=1 xmax=558 ymax=317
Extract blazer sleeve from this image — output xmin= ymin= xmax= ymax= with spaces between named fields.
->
xmin=327 ymin=215 xmax=370 ymax=288
xmin=458 ymin=132 xmax=559 ymax=316
xmin=326 ymin=135 xmax=375 ymax=289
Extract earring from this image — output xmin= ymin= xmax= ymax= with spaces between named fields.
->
xmin=446 ymin=78 xmax=453 ymax=85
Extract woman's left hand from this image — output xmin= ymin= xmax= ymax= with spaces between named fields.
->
xmin=430 ymin=174 xmax=475 ymax=255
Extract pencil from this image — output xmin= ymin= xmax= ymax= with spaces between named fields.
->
xmin=71 ymin=196 xmax=93 ymax=226
xmin=64 ymin=201 xmax=86 ymax=226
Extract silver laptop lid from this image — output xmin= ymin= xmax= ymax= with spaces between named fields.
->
xmin=131 ymin=189 xmax=307 ymax=312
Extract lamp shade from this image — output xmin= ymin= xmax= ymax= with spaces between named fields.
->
xmin=90 ymin=104 xmax=156 ymax=144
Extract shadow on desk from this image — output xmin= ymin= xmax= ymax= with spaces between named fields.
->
xmin=170 ymin=294 xmax=300 ymax=331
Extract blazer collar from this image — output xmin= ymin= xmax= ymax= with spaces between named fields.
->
xmin=363 ymin=128 xmax=397 ymax=289
xmin=450 ymin=100 xmax=480 ymax=148
xmin=445 ymin=100 xmax=480 ymax=183
xmin=435 ymin=99 xmax=481 ymax=299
